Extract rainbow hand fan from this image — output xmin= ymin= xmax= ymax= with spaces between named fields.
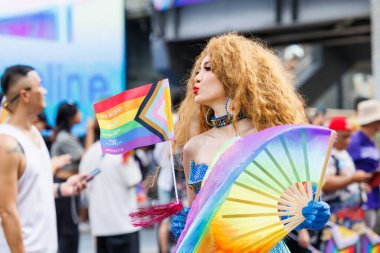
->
xmin=175 ymin=124 xmax=336 ymax=253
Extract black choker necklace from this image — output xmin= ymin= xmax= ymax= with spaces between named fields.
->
xmin=210 ymin=112 xmax=247 ymax=128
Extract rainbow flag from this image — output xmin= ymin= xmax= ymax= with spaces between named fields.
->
xmin=323 ymin=229 xmax=358 ymax=253
xmin=94 ymin=79 xmax=174 ymax=154
xmin=361 ymin=228 xmax=380 ymax=253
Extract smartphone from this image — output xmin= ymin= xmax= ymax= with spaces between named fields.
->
xmin=86 ymin=168 xmax=101 ymax=182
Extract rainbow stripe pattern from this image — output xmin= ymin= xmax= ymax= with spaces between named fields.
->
xmin=175 ymin=124 xmax=334 ymax=252
xmin=361 ymin=228 xmax=380 ymax=253
xmin=94 ymin=79 xmax=174 ymax=154
xmin=323 ymin=225 xmax=359 ymax=252
xmin=324 ymin=240 xmax=356 ymax=253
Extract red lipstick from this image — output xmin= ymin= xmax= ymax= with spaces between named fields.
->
xmin=193 ymin=87 xmax=199 ymax=95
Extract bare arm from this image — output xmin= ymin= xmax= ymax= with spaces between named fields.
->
xmin=323 ymin=170 xmax=372 ymax=192
xmin=183 ymin=142 xmax=196 ymax=207
xmin=84 ymin=119 xmax=95 ymax=151
xmin=51 ymin=154 xmax=71 ymax=174
xmin=297 ymin=229 xmax=310 ymax=249
xmin=53 ymin=174 xmax=88 ymax=198
xmin=0 ymin=136 xmax=25 ymax=253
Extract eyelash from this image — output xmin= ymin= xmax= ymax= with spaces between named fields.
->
xmin=195 ymin=66 xmax=211 ymax=75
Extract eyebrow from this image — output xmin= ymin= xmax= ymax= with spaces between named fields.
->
xmin=197 ymin=61 xmax=210 ymax=71
xmin=199 ymin=61 xmax=210 ymax=69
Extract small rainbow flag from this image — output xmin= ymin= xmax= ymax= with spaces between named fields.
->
xmin=325 ymin=225 xmax=359 ymax=252
xmin=94 ymin=79 xmax=174 ymax=154
xmin=361 ymin=228 xmax=380 ymax=253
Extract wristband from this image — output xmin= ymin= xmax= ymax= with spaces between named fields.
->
xmin=57 ymin=183 xmax=63 ymax=198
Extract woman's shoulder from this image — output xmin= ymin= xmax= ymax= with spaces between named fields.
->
xmin=57 ymin=131 xmax=75 ymax=142
xmin=52 ymin=131 xmax=66 ymax=144
xmin=183 ymin=132 xmax=211 ymax=156
xmin=56 ymin=130 xmax=70 ymax=139
xmin=54 ymin=131 xmax=81 ymax=147
xmin=183 ymin=135 xmax=200 ymax=156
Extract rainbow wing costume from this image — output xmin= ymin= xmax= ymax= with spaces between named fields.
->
xmin=175 ymin=124 xmax=335 ymax=253
xmin=94 ymin=79 xmax=174 ymax=154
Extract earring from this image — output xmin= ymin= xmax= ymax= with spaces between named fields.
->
xmin=205 ymin=107 xmax=214 ymax=127
xmin=225 ymin=97 xmax=234 ymax=117
xmin=2 ymin=100 xmax=8 ymax=109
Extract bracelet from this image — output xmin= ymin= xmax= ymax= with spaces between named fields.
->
xmin=57 ymin=183 xmax=63 ymax=198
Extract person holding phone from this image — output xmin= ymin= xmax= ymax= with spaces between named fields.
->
xmin=79 ymin=120 xmax=142 ymax=253
xmin=0 ymin=65 xmax=87 ymax=253
xmin=51 ymin=101 xmax=84 ymax=253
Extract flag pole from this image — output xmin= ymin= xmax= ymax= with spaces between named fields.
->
xmin=169 ymin=141 xmax=179 ymax=203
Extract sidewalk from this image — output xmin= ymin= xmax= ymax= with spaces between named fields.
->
xmin=79 ymin=227 xmax=158 ymax=253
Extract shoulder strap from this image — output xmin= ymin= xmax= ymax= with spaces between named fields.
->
xmin=331 ymin=155 xmax=340 ymax=176
xmin=0 ymin=125 xmax=25 ymax=152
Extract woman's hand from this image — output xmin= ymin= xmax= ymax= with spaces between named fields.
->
xmin=296 ymin=201 xmax=330 ymax=231
xmin=171 ymin=207 xmax=190 ymax=238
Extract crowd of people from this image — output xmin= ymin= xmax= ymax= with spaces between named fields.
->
xmin=0 ymin=65 xmax=183 ymax=253
xmin=1 ymin=33 xmax=380 ymax=253
xmin=287 ymin=98 xmax=380 ymax=252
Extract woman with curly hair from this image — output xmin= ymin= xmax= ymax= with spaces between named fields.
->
xmin=171 ymin=33 xmax=330 ymax=252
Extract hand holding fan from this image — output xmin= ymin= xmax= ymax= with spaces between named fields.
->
xmin=175 ymin=125 xmax=335 ymax=253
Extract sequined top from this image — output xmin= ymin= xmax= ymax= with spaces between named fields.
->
xmin=188 ymin=161 xmax=209 ymax=194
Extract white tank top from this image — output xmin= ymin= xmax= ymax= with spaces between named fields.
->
xmin=0 ymin=124 xmax=58 ymax=253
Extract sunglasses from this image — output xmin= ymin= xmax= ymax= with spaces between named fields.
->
xmin=2 ymin=87 xmax=32 ymax=108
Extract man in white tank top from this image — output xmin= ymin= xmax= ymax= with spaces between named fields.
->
xmin=0 ymin=65 xmax=88 ymax=253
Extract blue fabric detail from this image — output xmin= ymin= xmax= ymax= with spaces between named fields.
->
xmin=280 ymin=200 xmax=330 ymax=231
xmin=171 ymin=207 xmax=191 ymax=238
xmin=188 ymin=161 xmax=209 ymax=194
xmin=295 ymin=200 xmax=330 ymax=231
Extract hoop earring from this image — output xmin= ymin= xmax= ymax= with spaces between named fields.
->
xmin=205 ymin=107 xmax=213 ymax=127
xmin=225 ymin=96 xmax=234 ymax=117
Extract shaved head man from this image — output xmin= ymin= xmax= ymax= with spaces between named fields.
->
xmin=0 ymin=65 xmax=87 ymax=253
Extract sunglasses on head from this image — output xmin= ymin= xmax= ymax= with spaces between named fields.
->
xmin=2 ymin=87 xmax=32 ymax=108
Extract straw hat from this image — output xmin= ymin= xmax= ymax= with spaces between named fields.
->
xmin=357 ymin=99 xmax=380 ymax=126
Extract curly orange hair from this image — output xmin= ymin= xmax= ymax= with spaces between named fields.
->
xmin=174 ymin=33 xmax=307 ymax=149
